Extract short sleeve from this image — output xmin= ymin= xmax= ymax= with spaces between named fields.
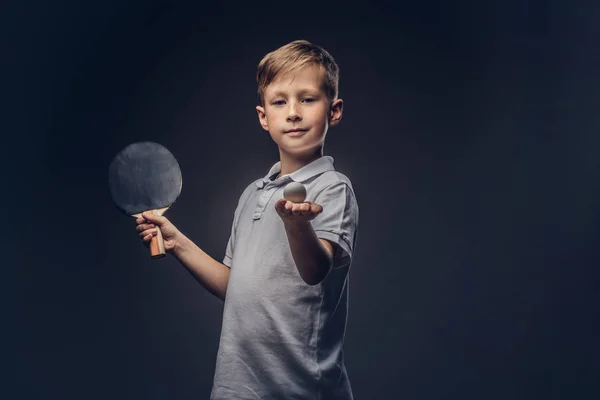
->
xmin=223 ymin=201 xmax=240 ymax=268
xmin=223 ymin=181 xmax=259 ymax=268
xmin=223 ymin=226 xmax=234 ymax=267
xmin=311 ymin=181 xmax=359 ymax=268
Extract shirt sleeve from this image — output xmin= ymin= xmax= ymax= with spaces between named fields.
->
xmin=223 ymin=181 xmax=258 ymax=267
xmin=311 ymin=181 xmax=359 ymax=269
xmin=223 ymin=200 xmax=240 ymax=268
xmin=223 ymin=226 xmax=234 ymax=267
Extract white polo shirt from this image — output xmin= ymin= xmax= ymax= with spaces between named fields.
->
xmin=211 ymin=156 xmax=359 ymax=400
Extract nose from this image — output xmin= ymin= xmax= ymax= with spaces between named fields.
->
xmin=286 ymin=102 xmax=301 ymax=122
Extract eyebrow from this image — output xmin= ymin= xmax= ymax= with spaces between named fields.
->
xmin=269 ymin=89 xmax=321 ymax=99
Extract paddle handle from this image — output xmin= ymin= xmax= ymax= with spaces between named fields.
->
xmin=135 ymin=208 xmax=168 ymax=259
xmin=149 ymin=226 xmax=166 ymax=259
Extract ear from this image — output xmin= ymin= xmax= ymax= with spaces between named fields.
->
xmin=329 ymin=99 xmax=343 ymax=127
xmin=256 ymin=105 xmax=269 ymax=131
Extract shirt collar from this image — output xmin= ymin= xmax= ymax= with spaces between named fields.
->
xmin=255 ymin=156 xmax=335 ymax=188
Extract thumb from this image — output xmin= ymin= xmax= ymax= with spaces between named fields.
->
xmin=275 ymin=198 xmax=286 ymax=207
xmin=142 ymin=212 xmax=168 ymax=226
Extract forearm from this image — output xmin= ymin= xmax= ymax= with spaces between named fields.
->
xmin=172 ymin=235 xmax=230 ymax=301
xmin=284 ymin=221 xmax=332 ymax=285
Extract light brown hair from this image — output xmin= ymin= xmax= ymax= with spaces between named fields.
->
xmin=256 ymin=40 xmax=339 ymax=106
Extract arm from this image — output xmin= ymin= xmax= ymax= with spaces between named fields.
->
xmin=172 ymin=235 xmax=230 ymax=301
xmin=283 ymin=219 xmax=335 ymax=285
xmin=275 ymin=199 xmax=337 ymax=285
xmin=275 ymin=181 xmax=358 ymax=285
xmin=137 ymin=212 xmax=230 ymax=301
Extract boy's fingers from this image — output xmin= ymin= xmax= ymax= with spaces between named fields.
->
xmin=276 ymin=199 xmax=321 ymax=218
xmin=139 ymin=229 xmax=157 ymax=239
xmin=136 ymin=223 xmax=155 ymax=232
xmin=141 ymin=212 xmax=167 ymax=226
xmin=289 ymin=202 xmax=310 ymax=212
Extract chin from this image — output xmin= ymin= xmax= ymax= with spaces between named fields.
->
xmin=280 ymin=144 xmax=324 ymax=157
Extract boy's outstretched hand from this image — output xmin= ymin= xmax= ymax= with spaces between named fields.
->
xmin=136 ymin=212 xmax=182 ymax=254
xmin=275 ymin=198 xmax=323 ymax=224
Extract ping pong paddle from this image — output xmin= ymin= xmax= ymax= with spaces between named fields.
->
xmin=108 ymin=141 xmax=182 ymax=259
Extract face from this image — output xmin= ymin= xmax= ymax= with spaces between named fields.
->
xmin=256 ymin=65 xmax=343 ymax=159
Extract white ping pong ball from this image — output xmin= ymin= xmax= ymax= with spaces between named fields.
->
xmin=283 ymin=182 xmax=307 ymax=203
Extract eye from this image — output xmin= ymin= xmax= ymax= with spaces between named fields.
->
xmin=302 ymin=98 xmax=315 ymax=103
xmin=272 ymin=100 xmax=285 ymax=106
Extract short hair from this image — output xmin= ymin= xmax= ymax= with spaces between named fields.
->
xmin=256 ymin=40 xmax=339 ymax=106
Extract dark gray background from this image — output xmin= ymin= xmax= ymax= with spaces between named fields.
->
xmin=7 ymin=1 xmax=600 ymax=399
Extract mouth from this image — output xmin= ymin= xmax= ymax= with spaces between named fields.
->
xmin=284 ymin=128 xmax=308 ymax=136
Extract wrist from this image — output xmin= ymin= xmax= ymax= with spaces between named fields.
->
xmin=171 ymin=232 xmax=189 ymax=258
xmin=283 ymin=219 xmax=311 ymax=232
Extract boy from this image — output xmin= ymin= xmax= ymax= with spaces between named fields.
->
xmin=136 ymin=40 xmax=359 ymax=399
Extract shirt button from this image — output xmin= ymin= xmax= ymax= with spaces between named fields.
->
xmin=262 ymin=192 xmax=269 ymax=197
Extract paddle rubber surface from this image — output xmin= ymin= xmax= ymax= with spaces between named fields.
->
xmin=109 ymin=142 xmax=182 ymax=215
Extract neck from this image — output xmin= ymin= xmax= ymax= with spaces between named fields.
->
xmin=278 ymin=147 xmax=323 ymax=176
